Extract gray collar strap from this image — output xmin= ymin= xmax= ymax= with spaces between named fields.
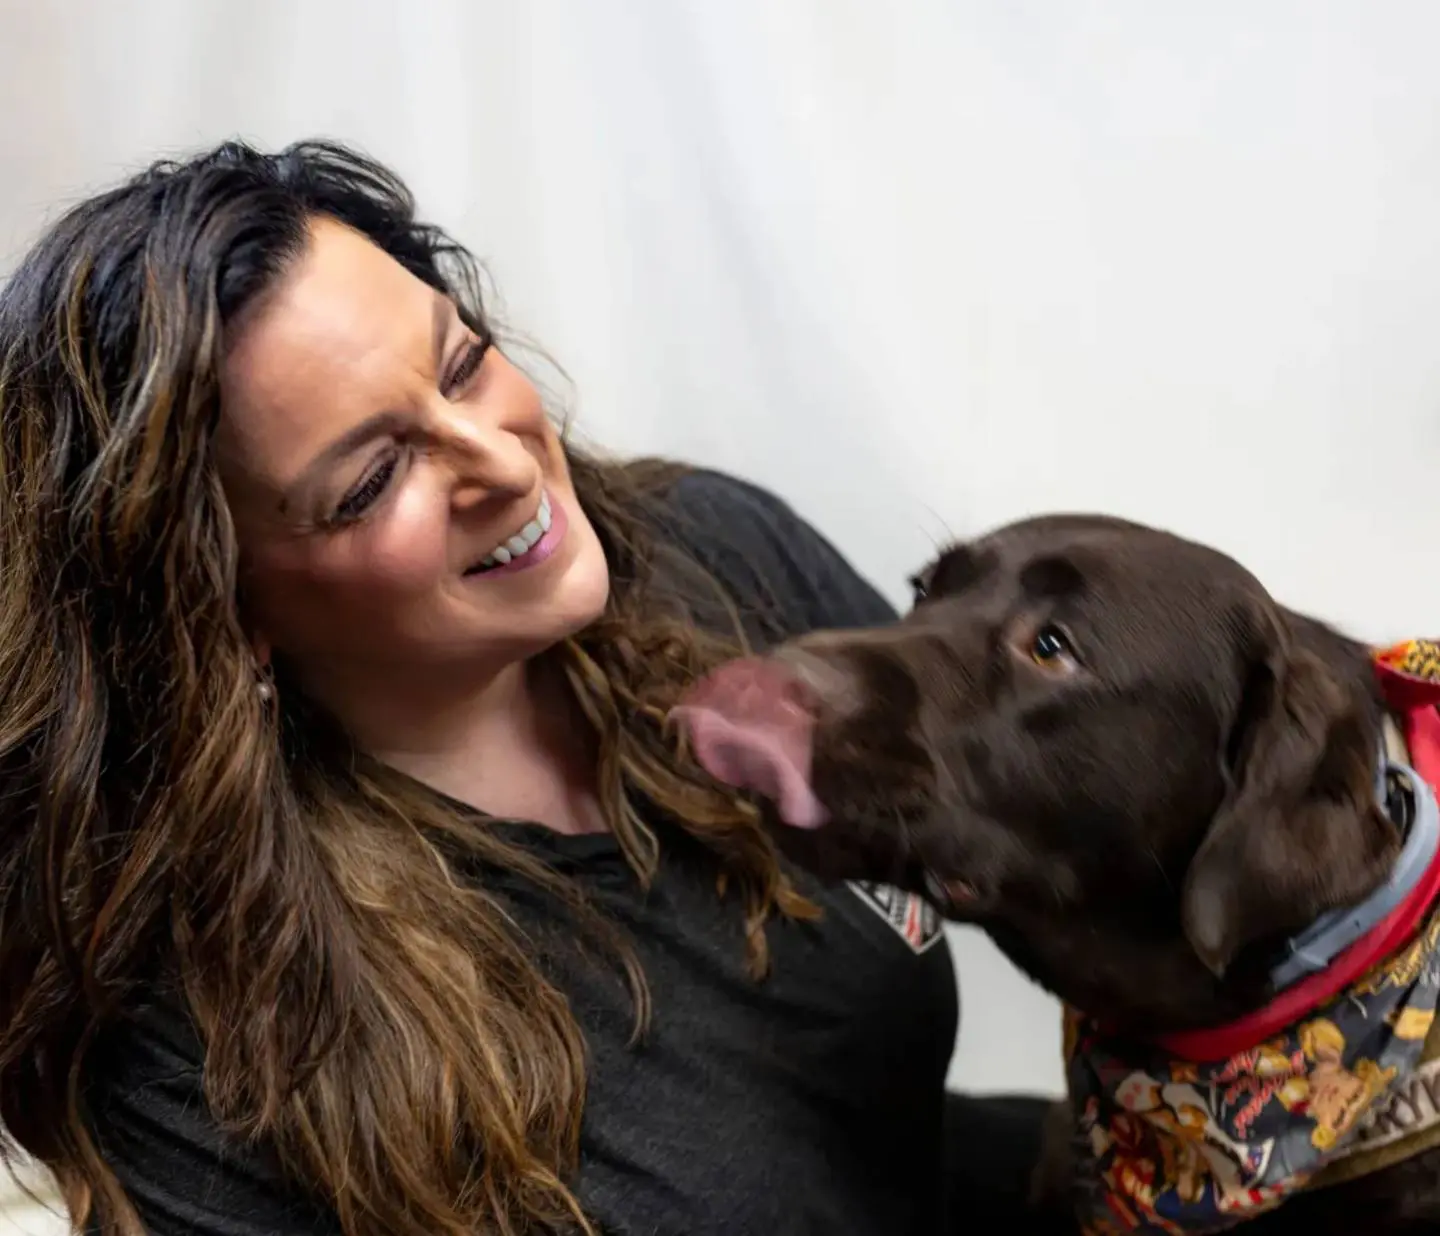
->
xmin=1269 ymin=755 xmax=1440 ymax=992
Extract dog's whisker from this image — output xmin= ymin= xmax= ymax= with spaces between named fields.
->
xmin=915 ymin=504 xmax=958 ymax=552
xmin=1144 ymin=846 xmax=1172 ymax=892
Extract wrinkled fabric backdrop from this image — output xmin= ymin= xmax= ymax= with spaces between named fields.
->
xmin=3 ymin=2 xmax=1439 ymax=1229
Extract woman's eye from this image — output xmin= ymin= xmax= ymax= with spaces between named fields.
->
xmin=1030 ymin=624 xmax=1074 ymax=665
xmin=333 ymin=453 xmax=398 ymax=523
xmin=446 ymin=336 xmax=490 ymax=394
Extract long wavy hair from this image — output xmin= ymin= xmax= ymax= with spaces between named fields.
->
xmin=0 ymin=140 xmax=814 ymax=1235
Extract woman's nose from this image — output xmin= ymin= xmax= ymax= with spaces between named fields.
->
xmin=438 ymin=410 xmax=537 ymax=504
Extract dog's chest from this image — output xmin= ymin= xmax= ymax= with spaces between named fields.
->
xmin=1066 ymin=914 xmax=1440 ymax=1232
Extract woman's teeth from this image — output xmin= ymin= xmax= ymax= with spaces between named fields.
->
xmin=479 ymin=492 xmax=552 ymax=568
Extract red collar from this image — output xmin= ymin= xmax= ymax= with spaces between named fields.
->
xmin=1156 ymin=648 xmax=1440 ymax=1063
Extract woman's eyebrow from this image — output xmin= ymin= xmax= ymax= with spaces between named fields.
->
xmin=294 ymin=409 xmax=409 ymax=489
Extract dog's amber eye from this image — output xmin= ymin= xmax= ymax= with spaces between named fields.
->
xmin=1030 ymin=625 xmax=1072 ymax=664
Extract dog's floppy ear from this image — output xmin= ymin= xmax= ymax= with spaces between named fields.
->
xmin=1180 ymin=608 xmax=1396 ymax=979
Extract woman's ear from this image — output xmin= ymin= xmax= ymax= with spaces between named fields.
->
xmin=1180 ymin=616 xmax=1397 ymax=979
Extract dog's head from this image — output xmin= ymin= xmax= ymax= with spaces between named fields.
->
xmin=676 ymin=515 xmax=1399 ymax=1030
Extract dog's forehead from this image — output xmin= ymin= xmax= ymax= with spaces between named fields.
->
xmin=986 ymin=514 xmax=1187 ymax=561
xmin=927 ymin=515 xmax=1258 ymax=608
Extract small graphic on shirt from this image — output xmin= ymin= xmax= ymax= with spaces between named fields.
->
xmin=848 ymin=882 xmax=944 ymax=954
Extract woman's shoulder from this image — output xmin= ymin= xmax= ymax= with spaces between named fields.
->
xmin=657 ymin=468 xmax=844 ymax=573
xmin=647 ymin=467 xmax=897 ymax=641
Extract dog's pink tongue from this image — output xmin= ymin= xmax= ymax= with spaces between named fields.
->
xmin=673 ymin=658 xmax=828 ymax=830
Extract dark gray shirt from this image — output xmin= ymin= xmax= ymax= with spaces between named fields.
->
xmin=85 ymin=471 xmax=959 ymax=1235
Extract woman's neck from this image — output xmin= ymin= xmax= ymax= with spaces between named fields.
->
xmin=315 ymin=654 xmax=607 ymax=835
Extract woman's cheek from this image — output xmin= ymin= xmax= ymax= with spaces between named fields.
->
xmin=364 ymin=481 xmax=452 ymax=591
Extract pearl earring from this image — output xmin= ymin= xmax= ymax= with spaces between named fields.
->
xmin=257 ymin=678 xmax=274 ymax=704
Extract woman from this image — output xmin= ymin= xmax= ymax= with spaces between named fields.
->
xmin=0 ymin=140 xmax=1042 ymax=1235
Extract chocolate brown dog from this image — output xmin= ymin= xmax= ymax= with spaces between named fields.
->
xmin=675 ymin=514 xmax=1440 ymax=1234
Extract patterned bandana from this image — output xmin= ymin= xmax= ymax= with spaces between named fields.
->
xmin=1065 ymin=639 xmax=1440 ymax=1235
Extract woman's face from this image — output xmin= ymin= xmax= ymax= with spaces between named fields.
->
xmin=217 ymin=217 xmax=610 ymax=694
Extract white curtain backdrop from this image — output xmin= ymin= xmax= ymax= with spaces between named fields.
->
xmin=4 ymin=2 xmax=1440 ymax=1229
